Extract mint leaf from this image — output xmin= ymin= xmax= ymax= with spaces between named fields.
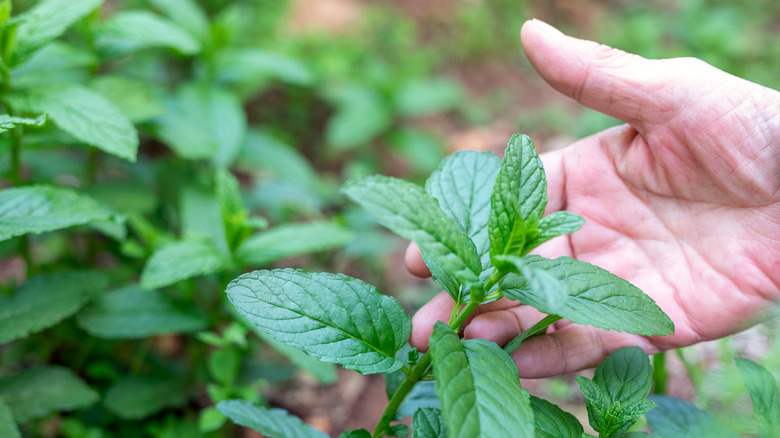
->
xmin=11 ymin=0 xmax=104 ymax=62
xmin=325 ymin=84 xmax=391 ymax=151
xmin=0 ymin=366 xmax=99 ymax=423
xmin=501 ymin=256 xmax=674 ymax=336
xmin=214 ymin=48 xmax=314 ymax=87
xmin=76 ymin=285 xmax=208 ymax=339
xmin=343 ymin=175 xmax=480 ymax=293
xmin=148 ymin=0 xmax=209 ymax=40
xmin=0 ymin=271 xmax=107 ymax=343
xmin=0 ymin=399 xmax=21 ymax=438
xmin=217 ymin=400 xmax=327 ymax=438
xmin=529 ymin=395 xmax=583 ymax=438
xmin=95 ymin=10 xmax=200 ymax=56
xmin=236 ymin=221 xmax=353 ymax=266
xmin=0 ymin=114 xmax=46 ymax=133
xmin=576 ymin=376 xmax=609 ymax=433
xmin=227 ymin=269 xmax=411 ymax=374
xmin=595 ymin=347 xmax=653 ymax=406
xmin=493 ymin=254 xmax=569 ymax=314
xmin=340 ymin=430 xmax=372 ymax=438
xmin=426 ymin=150 xmax=501 ymax=273
xmin=488 ymin=134 xmax=547 ymax=263
xmin=104 ymin=376 xmax=187 ymax=420
xmin=155 ymin=84 xmax=246 ymax=166
xmin=525 ymin=211 xmax=585 ymax=252
xmin=412 ymin=408 xmax=446 ymax=438
xmin=578 ymin=347 xmax=656 ymax=436
xmin=735 ymin=358 xmax=780 ymax=438
xmin=0 ymin=185 xmax=120 ymax=241
xmin=429 ymin=323 xmax=534 ymax=438
xmin=90 ymin=76 xmax=164 ymax=123
xmin=180 ymin=188 xmax=230 ymax=255
xmin=141 ymin=240 xmax=228 ymax=289
xmin=6 ymin=85 xmax=138 ymax=161
xmin=395 ymin=78 xmax=462 ymax=117
xmin=11 ymin=42 xmax=97 ymax=88
xmin=646 ymin=395 xmax=737 ymax=438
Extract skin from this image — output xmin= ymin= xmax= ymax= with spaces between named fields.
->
xmin=406 ymin=19 xmax=780 ymax=378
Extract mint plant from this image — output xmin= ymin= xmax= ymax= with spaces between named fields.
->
xmin=221 ymin=134 xmax=678 ymax=437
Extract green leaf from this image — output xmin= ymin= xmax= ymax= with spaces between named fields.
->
xmin=236 ymin=221 xmax=353 ymax=266
xmin=95 ymin=10 xmax=200 ymax=56
xmin=199 ymin=406 xmax=226 ymax=433
xmin=90 ymin=76 xmax=164 ymax=123
xmin=388 ymin=128 xmax=445 ymax=175
xmin=429 ymin=323 xmax=535 ymax=438
xmin=76 ymin=285 xmax=208 ymax=339
xmin=155 ymin=83 xmax=246 ymax=166
xmin=735 ymin=358 xmax=780 ymax=438
xmin=596 ymin=347 xmax=653 ymax=406
xmin=525 ymin=211 xmax=585 ymax=252
xmin=6 ymin=85 xmax=138 ymax=161
xmin=0 ymin=366 xmax=99 ymax=423
xmin=148 ymin=0 xmax=209 ymax=40
xmin=0 ymin=114 xmax=46 ymax=133
xmin=11 ymin=0 xmax=104 ymax=62
xmin=104 ymin=376 xmax=187 ymax=420
xmin=412 ymin=408 xmax=446 ymax=438
xmin=494 ymin=254 xmax=569 ymax=314
xmin=325 ymin=83 xmax=391 ymax=151
xmin=0 ymin=399 xmax=21 ymax=438
xmin=0 ymin=271 xmax=107 ymax=343
xmin=227 ymin=269 xmax=411 ymax=374
xmin=426 ymin=150 xmax=501 ymax=272
xmin=343 ymin=175 xmax=480 ymax=291
xmin=208 ymin=349 xmax=240 ymax=386
xmin=340 ymin=430 xmax=372 ymax=438
xmin=646 ymin=395 xmax=737 ymax=438
xmin=578 ymin=347 xmax=656 ymax=436
xmin=236 ymin=130 xmax=318 ymax=188
xmin=11 ymin=42 xmax=97 ymax=88
xmin=395 ymin=78 xmax=462 ymax=117
xmin=576 ymin=376 xmax=609 ymax=433
xmin=141 ymin=239 xmax=228 ymax=289
xmin=488 ymin=134 xmax=546 ymax=263
xmin=214 ymin=48 xmax=314 ymax=87
xmin=217 ymin=400 xmax=328 ymax=438
xmin=0 ymin=185 xmax=121 ymax=241
xmin=180 ymin=187 xmax=230 ymax=255
xmin=529 ymin=396 xmax=583 ymax=438
xmin=501 ymin=256 xmax=674 ymax=336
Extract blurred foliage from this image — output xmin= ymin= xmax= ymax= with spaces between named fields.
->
xmin=0 ymin=0 xmax=776 ymax=436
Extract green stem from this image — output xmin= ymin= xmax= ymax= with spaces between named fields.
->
xmin=372 ymin=296 xmax=483 ymax=437
xmin=503 ymin=314 xmax=562 ymax=354
xmin=652 ymin=351 xmax=667 ymax=394
xmin=372 ymin=353 xmax=433 ymax=438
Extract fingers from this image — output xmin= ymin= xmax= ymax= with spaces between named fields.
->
xmin=510 ymin=325 xmax=659 ymax=378
xmin=405 ymin=242 xmax=431 ymax=278
xmin=520 ymin=19 xmax=678 ymax=132
xmin=410 ymin=292 xmax=455 ymax=351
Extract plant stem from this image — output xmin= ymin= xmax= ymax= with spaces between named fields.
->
xmin=503 ymin=314 xmax=562 ymax=354
xmin=371 ymin=297 xmax=482 ymax=437
xmin=652 ymin=351 xmax=667 ymax=394
xmin=372 ymin=353 xmax=433 ymax=438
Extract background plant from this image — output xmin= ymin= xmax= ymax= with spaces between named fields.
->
xmin=1 ymin=0 xmax=777 ymax=436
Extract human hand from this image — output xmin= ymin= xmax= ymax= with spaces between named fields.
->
xmin=407 ymin=19 xmax=780 ymax=378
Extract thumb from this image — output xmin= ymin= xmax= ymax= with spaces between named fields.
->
xmin=521 ymin=19 xmax=685 ymax=131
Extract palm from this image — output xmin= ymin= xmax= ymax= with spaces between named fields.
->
xmin=409 ymin=40 xmax=779 ymax=376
